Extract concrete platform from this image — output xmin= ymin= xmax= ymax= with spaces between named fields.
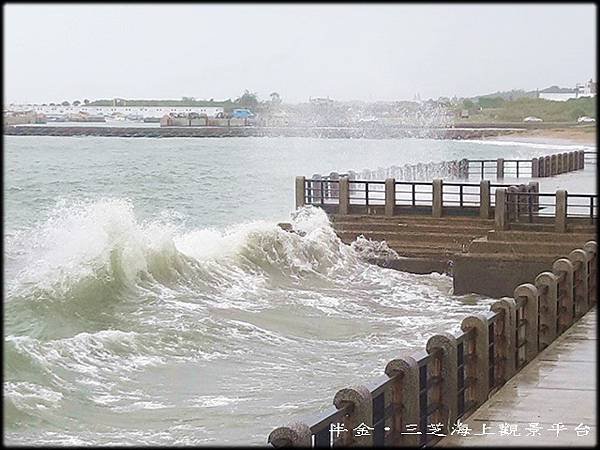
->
xmin=437 ymin=308 xmax=596 ymax=447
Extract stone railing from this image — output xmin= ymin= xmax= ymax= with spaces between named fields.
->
xmin=297 ymin=177 xmax=597 ymax=230
xmin=468 ymin=150 xmax=585 ymax=179
xmin=309 ymin=150 xmax=586 ymax=184
xmin=267 ymin=241 xmax=597 ymax=447
xmin=494 ymin=188 xmax=597 ymax=231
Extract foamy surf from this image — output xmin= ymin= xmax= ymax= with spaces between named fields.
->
xmin=4 ymin=197 xmax=494 ymax=444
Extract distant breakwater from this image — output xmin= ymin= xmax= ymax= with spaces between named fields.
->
xmin=3 ymin=125 xmax=535 ymax=139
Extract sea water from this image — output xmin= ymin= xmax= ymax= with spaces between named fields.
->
xmin=4 ymin=136 xmax=594 ymax=445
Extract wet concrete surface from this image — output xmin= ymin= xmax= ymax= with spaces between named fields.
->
xmin=437 ymin=308 xmax=596 ymax=447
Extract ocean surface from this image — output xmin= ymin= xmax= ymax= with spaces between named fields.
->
xmin=4 ymin=136 xmax=595 ymax=445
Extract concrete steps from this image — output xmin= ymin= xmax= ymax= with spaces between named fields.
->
xmin=487 ymin=230 xmax=597 ymax=242
xmin=509 ymin=222 xmax=596 ymax=233
xmin=333 ymin=222 xmax=492 ymax=234
xmin=331 ymin=214 xmax=495 ymax=227
xmin=337 ymin=230 xmax=477 ymax=244
xmin=332 ymin=214 xmax=495 ymax=259
xmin=339 ymin=237 xmax=466 ymax=258
xmin=467 ymin=238 xmax=591 ymax=256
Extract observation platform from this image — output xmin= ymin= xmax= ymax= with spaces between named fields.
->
xmin=437 ymin=308 xmax=596 ymax=447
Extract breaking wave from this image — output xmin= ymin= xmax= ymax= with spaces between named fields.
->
xmin=5 ymin=199 xmax=368 ymax=305
xmin=4 ymin=197 xmax=492 ymax=443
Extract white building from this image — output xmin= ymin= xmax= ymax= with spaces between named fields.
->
xmin=6 ymin=103 xmax=224 ymax=118
xmin=538 ymin=79 xmax=596 ymax=102
xmin=576 ymin=78 xmax=597 ymax=98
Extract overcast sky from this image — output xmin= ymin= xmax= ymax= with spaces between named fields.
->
xmin=4 ymin=3 xmax=596 ymax=104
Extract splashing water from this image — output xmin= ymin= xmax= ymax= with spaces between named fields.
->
xmin=4 ymin=198 xmax=495 ymax=445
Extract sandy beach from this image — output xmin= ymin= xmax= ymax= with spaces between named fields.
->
xmin=484 ymin=126 xmax=597 ymax=146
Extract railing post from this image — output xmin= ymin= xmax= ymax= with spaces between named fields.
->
xmin=514 ymin=283 xmax=539 ymax=363
xmin=528 ymin=181 xmax=539 ymax=214
xmin=329 ymin=172 xmax=340 ymax=199
xmin=531 ymin=157 xmax=539 ymax=177
xmin=479 ymin=180 xmax=490 ymax=219
xmin=339 ymin=177 xmax=350 ymax=215
xmin=460 ymin=315 xmax=489 ymax=408
xmin=268 ymin=422 xmax=312 ymax=447
xmin=583 ymin=241 xmax=597 ymax=306
xmin=535 ymin=272 xmax=558 ymax=349
xmin=568 ymin=151 xmax=574 ymax=171
xmin=494 ymin=188 xmax=508 ymax=231
xmin=552 ymin=258 xmax=574 ymax=331
xmin=562 ymin=152 xmax=569 ymax=173
xmin=296 ymin=176 xmax=306 ymax=209
xmin=507 ymin=186 xmax=518 ymax=222
xmin=333 ymin=385 xmax=373 ymax=446
xmin=385 ymin=178 xmax=395 ymax=217
xmin=517 ymin=184 xmax=528 ymax=219
xmin=555 ymin=190 xmax=567 ymax=233
xmin=544 ymin=155 xmax=551 ymax=178
xmin=426 ymin=332 xmax=458 ymax=431
xmin=557 ymin=153 xmax=563 ymax=174
xmin=490 ymin=298 xmax=517 ymax=383
xmin=384 ymin=356 xmax=420 ymax=446
xmin=432 ymin=178 xmax=443 ymax=218
xmin=312 ymin=174 xmax=322 ymax=204
xmin=459 ymin=158 xmax=469 ymax=179
xmin=569 ymin=249 xmax=589 ymax=318
xmin=496 ymin=158 xmax=504 ymax=179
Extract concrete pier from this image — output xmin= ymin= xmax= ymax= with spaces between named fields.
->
xmin=437 ymin=308 xmax=596 ymax=447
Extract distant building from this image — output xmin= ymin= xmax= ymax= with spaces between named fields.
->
xmin=6 ymin=103 xmax=224 ymax=119
xmin=538 ymin=78 xmax=596 ymax=101
xmin=3 ymin=110 xmax=46 ymax=126
xmin=576 ymin=78 xmax=597 ymax=98
xmin=309 ymin=96 xmax=334 ymax=106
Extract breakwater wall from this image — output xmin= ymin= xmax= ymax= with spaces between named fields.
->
xmin=310 ymin=150 xmax=587 ymax=183
xmin=3 ymin=125 xmax=530 ymax=139
xmin=267 ymin=240 xmax=597 ymax=447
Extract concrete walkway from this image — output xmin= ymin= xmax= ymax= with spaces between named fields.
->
xmin=437 ymin=308 xmax=596 ymax=447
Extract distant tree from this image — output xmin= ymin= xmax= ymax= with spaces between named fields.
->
xmin=61 ymin=101 xmax=70 ymax=106
xmin=478 ymin=97 xmax=504 ymax=109
xmin=269 ymin=92 xmax=282 ymax=105
xmin=234 ymin=90 xmax=259 ymax=110
xmin=83 ymin=99 xmax=90 ymax=105
xmin=49 ymin=103 xmax=55 ymax=106
xmin=73 ymin=100 xmax=81 ymax=106
xmin=462 ymin=99 xmax=474 ymax=110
